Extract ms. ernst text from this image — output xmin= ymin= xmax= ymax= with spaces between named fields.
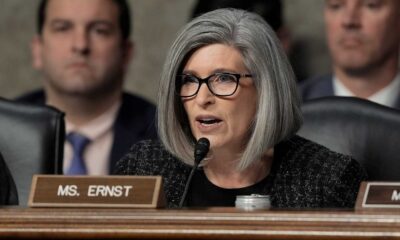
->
xmin=57 ymin=185 xmax=133 ymax=197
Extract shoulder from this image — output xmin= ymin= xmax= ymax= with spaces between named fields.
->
xmin=113 ymin=139 xmax=191 ymax=208
xmin=299 ymin=75 xmax=334 ymax=101
xmin=272 ymin=135 xmax=366 ymax=208
xmin=277 ymin=135 xmax=365 ymax=178
xmin=114 ymin=139 xmax=190 ymax=176
xmin=121 ymin=92 xmax=156 ymax=113
xmin=15 ymin=89 xmax=46 ymax=105
xmin=114 ymin=92 xmax=157 ymax=139
xmin=117 ymin=92 xmax=157 ymax=128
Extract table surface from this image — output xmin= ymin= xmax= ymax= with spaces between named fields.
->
xmin=1 ymin=206 xmax=400 ymax=239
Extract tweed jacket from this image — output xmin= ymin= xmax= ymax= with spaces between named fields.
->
xmin=114 ymin=135 xmax=366 ymax=209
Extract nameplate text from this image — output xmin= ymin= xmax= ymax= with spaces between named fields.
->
xmin=28 ymin=175 xmax=165 ymax=208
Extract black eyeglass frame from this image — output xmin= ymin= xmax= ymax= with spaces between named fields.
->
xmin=176 ymin=72 xmax=253 ymax=97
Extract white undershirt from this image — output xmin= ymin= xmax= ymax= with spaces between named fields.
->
xmin=333 ymin=71 xmax=400 ymax=108
xmin=63 ymin=100 xmax=121 ymax=175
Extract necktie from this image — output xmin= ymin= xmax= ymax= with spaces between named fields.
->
xmin=66 ymin=132 xmax=91 ymax=175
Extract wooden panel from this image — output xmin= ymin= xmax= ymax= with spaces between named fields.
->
xmin=0 ymin=207 xmax=400 ymax=239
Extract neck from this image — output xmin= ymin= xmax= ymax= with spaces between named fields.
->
xmin=204 ymin=148 xmax=273 ymax=188
xmin=334 ymin=57 xmax=399 ymax=98
xmin=45 ymin=89 xmax=122 ymax=127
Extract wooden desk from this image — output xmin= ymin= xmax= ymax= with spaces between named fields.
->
xmin=0 ymin=207 xmax=400 ymax=239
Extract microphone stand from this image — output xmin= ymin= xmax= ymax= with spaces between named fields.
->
xmin=178 ymin=138 xmax=210 ymax=208
xmin=178 ymin=161 xmax=200 ymax=208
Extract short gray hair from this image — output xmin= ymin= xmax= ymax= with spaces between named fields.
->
xmin=158 ymin=8 xmax=302 ymax=170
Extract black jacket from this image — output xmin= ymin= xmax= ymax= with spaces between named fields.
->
xmin=114 ymin=135 xmax=367 ymax=209
xmin=17 ymin=90 xmax=157 ymax=173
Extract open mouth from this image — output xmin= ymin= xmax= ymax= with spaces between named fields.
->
xmin=196 ymin=117 xmax=222 ymax=126
xmin=198 ymin=119 xmax=221 ymax=125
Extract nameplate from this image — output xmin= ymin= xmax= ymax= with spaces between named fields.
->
xmin=355 ymin=181 xmax=400 ymax=210
xmin=28 ymin=175 xmax=165 ymax=208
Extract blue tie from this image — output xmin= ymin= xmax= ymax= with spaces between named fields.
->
xmin=66 ymin=132 xmax=91 ymax=175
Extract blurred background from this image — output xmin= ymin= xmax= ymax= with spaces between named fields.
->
xmin=0 ymin=0 xmax=329 ymax=103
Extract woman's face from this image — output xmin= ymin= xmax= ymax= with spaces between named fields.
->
xmin=181 ymin=44 xmax=257 ymax=153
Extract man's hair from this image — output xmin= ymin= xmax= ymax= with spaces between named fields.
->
xmin=37 ymin=0 xmax=132 ymax=40
xmin=158 ymin=8 xmax=302 ymax=171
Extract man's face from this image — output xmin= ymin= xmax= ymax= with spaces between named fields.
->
xmin=32 ymin=0 xmax=132 ymax=98
xmin=324 ymin=0 xmax=400 ymax=75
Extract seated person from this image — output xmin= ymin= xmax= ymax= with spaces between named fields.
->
xmin=19 ymin=0 xmax=157 ymax=175
xmin=300 ymin=0 xmax=400 ymax=108
xmin=0 ymin=153 xmax=18 ymax=205
xmin=114 ymin=9 xmax=366 ymax=208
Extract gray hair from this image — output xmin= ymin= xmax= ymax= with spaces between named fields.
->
xmin=157 ymin=8 xmax=302 ymax=170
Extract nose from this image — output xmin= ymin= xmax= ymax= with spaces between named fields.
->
xmin=342 ymin=3 xmax=361 ymax=29
xmin=194 ymin=83 xmax=215 ymax=107
xmin=72 ymin=28 xmax=90 ymax=55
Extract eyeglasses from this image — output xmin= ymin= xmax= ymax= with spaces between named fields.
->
xmin=176 ymin=72 xmax=253 ymax=97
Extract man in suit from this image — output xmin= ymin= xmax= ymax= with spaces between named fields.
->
xmin=18 ymin=0 xmax=157 ymax=175
xmin=300 ymin=0 xmax=400 ymax=109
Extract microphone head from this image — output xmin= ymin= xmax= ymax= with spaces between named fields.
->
xmin=194 ymin=137 xmax=210 ymax=165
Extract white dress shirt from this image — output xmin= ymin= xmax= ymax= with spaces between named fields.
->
xmin=63 ymin=100 xmax=121 ymax=175
xmin=333 ymin=71 xmax=400 ymax=108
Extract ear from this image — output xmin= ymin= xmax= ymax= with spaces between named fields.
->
xmin=121 ymin=40 xmax=134 ymax=72
xmin=31 ymin=35 xmax=44 ymax=70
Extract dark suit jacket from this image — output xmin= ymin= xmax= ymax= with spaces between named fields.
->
xmin=17 ymin=90 xmax=157 ymax=173
xmin=0 ymin=152 xmax=18 ymax=205
xmin=114 ymin=136 xmax=367 ymax=209
xmin=300 ymin=74 xmax=400 ymax=109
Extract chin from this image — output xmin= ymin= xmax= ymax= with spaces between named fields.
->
xmin=341 ymin=64 xmax=372 ymax=75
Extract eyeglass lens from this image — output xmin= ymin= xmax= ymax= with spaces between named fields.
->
xmin=179 ymin=73 xmax=240 ymax=97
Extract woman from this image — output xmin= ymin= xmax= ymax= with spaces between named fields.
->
xmin=114 ymin=9 xmax=366 ymax=208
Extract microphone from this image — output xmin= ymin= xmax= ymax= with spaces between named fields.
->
xmin=179 ymin=138 xmax=210 ymax=208
xmin=194 ymin=138 xmax=210 ymax=165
